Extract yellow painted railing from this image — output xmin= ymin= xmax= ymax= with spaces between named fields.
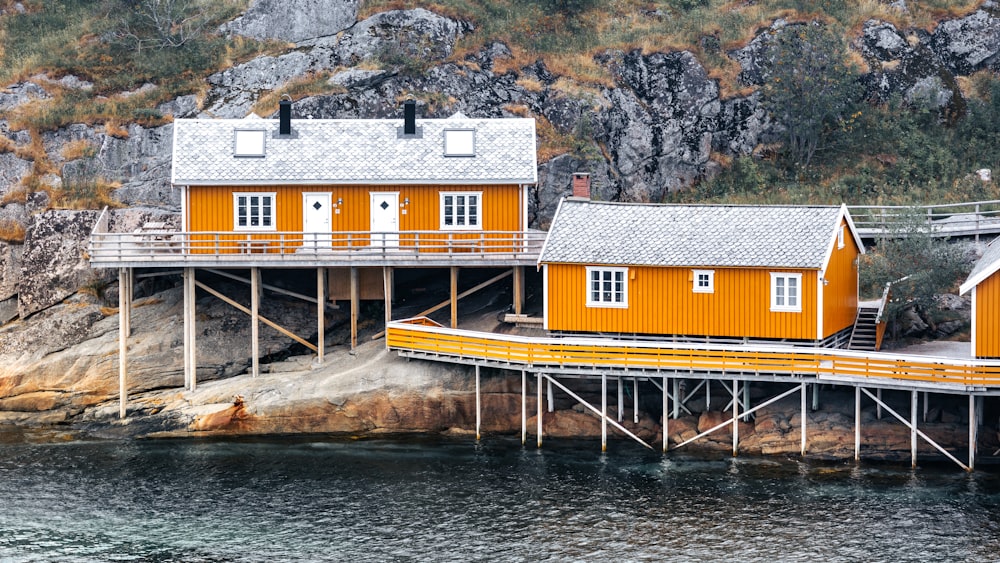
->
xmin=386 ymin=318 xmax=1000 ymax=388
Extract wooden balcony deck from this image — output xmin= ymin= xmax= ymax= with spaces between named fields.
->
xmin=88 ymin=229 xmax=546 ymax=268
xmin=386 ymin=318 xmax=1000 ymax=393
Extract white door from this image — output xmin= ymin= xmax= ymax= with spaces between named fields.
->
xmin=303 ymin=193 xmax=331 ymax=248
xmin=370 ymin=192 xmax=399 ymax=248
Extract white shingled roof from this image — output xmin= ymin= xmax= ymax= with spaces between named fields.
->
xmin=538 ymin=200 xmax=861 ymax=269
xmin=171 ymin=114 xmax=537 ymax=185
xmin=960 ymin=235 xmax=1000 ymax=294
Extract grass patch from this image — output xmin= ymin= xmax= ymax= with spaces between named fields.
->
xmin=0 ymin=218 xmax=25 ymax=243
xmin=55 ymin=176 xmax=122 ymax=210
xmin=250 ymin=71 xmax=346 ymax=116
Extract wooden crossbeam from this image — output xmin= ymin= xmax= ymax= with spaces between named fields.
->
xmin=195 ymin=280 xmax=317 ymax=352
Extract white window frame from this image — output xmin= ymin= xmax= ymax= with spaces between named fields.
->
xmin=443 ymin=129 xmax=476 ymax=156
xmin=770 ymin=272 xmax=802 ymax=312
xmin=234 ymin=192 xmax=276 ymax=231
xmin=837 ymin=225 xmax=846 ymax=249
xmin=440 ymin=192 xmax=483 ymax=230
xmin=692 ymin=269 xmax=715 ymax=294
xmin=234 ymin=129 xmax=266 ymax=157
xmin=586 ymin=266 xmax=628 ymax=308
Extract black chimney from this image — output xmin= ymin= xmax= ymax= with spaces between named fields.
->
xmin=279 ymin=98 xmax=292 ymax=135
xmin=404 ymin=99 xmax=416 ymax=135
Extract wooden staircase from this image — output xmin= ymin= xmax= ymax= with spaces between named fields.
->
xmin=847 ymin=305 xmax=881 ymax=351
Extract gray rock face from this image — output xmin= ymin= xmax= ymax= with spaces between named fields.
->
xmin=205 ymin=9 xmax=465 ymax=118
xmin=0 ymin=81 xmax=50 ymax=112
xmin=18 ymin=210 xmax=103 ymax=318
xmin=0 ymin=152 xmax=31 ymax=197
xmin=860 ymin=20 xmax=910 ymax=61
xmin=931 ymin=9 xmax=1000 ymax=74
xmin=221 ymin=0 xmax=358 ymax=43
xmin=729 ymin=19 xmax=797 ymax=86
xmin=601 ymin=50 xmax=720 ymax=201
xmin=713 ymin=92 xmax=769 ymax=156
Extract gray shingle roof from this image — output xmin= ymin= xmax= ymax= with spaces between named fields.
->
xmin=960 ymin=235 xmax=1000 ymax=294
xmin=539 ymin=200 xmax=853 ymax=269
xmin=171 ymin=115 xmax=537 ymax=185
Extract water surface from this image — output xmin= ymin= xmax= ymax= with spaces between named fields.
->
xmin=1 ymin=432 xmax=998 ymax=562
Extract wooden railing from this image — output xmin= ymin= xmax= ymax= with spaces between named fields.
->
xmin=386 ymin=318 xmax=1000 ymax=388
xmin=848 ymin=200 xmax=1000 ymax=239
xmin=89 ymin=229 xmax=547 ymax=266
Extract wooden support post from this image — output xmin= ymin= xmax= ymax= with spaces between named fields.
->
xmin=742 ymin=381 xmax=750 ymax=423
xmin=911 ymin=390 xmax=918 ymax=469
xmin=450 ymin=266 xmax=459 ymax=329
xmin=475 ymin=365 xmax=481 ymax=441
xmin=969 ymin=394 xmax=976 ymax=471
xmin=383 ymin=266 xmax=393 ymax=328
xmin=350 ymin=267 xmax=359 ymax=351
xmin=633 ymin=377 xmax=639 ymax=425
xmin=316 ymin=268 xmax=325 ymax=364
xmin=547 ymin=379 xmax=554 ymax=413
xmin=662 ymin=376 xmax=669 ymax=453
xmin=672 ymin=379 xmax=680 ymax=419
xmin=602 ymin=373 xmax=608 ymax=453
xmin=183 ymin=268 xmax=197 ymax=391
xmin=812 ymin=383 xmax=820 ymax=411
xmin=617 ymin=376 xmax=624 ymax=423
xmin=513 ymin=266 xmax=523 ymax=315
xmin=124 ymin=267 xmax=133 ymax=338
xmin=118 ymin=268 xmax=128 ymax=419
xmin=855 ymin=386 xmax=861 ymax=462
xmin=251 ymin=267 xmax=260 ymax=378
xmin=536 ymin=372 xmax=543 ymax=448
xmin=923 ymin=392 xmax=929 ymax=423
xmin=732 ymin=378 xmax=739 ymax=457
xmin=801 ymin=382 xmax=807 ymax=456
xmin=521 ymin=370 xmax=527 ymax=446
xmin=877 ymin=388 xmax=882 ymax=420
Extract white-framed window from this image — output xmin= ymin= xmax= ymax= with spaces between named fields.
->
xmin=443 ymin=129 xmax=475 ymax=156
xmin=234 ymin=129 xmax=266 ymax=157
xmin=770 ymin=272 xmax=802 ymax=312
xmin=837 ymin=225 xmax=846 ymax=249
xmin=440 ymin=192 xmax=482 ymax=230
xmin=586 ymin=266 xmax=628 ymax=308
xmin=692 ymin=269 xmax=715 ymax=293
xmin=234 ymin=192 xmax=276 ymax=230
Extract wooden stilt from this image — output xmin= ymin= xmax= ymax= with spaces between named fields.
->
xmin=521 ymin=370 xmax=527 ymax=446
xmin=450 ymin=266 xmax=459 ymax=329
xmin=969 ymin=393 xmax=976 ymax=471
xmin=812 ymin=383 xmax=820 ymax=411
xmin=617 ymin=376 xmax=624 ymax=423
xmin=350 ymin=267 xmax=359 ymax=351
xmin=513 ymin=266 xmax=523 ymax=315
xmin=633 ymin=377 xmax=639 ymax=425
xmin=547 ymin=378 xmax=553 ymax=413
xmin=317 ymin=268 xmax=325 ymax=364
xmin=911 ymin=390 xmax=918 ymax=468
xmin=187 ymin=268 xmax=197 ymax=391
xmin=672 ymin=379 xmax=680 ymax=419
xmin=923 ymin=391 xmax=929 ymax=423
xmin=183 ymin=268 xmax=190 ymax=390
xmin=876 ymin=388 xmax=882 ymax=420
xmin=662 ymin=375 xmax=669 ymax=453
xmin=118 ymin=268 xmax=128 ymax=419
xmin=475 ymin=365 xmax=481 ymax=441
xmin=124 ymin=267 xmax=133 ymax=338
xmin=602 ymin=373 xmax=608 ymax=453
xmin=855 ymin=386 xmax=861 ymax=462
xmin=251 ymin=267 xmax=260 ymax=378
xmin=383 ymin=266 xmax=393 ymax=329
xmin=732 ymin=378 xmax=739 ymax=457
xmin=801 ymin=382 xmax=807 ymax=456
xmin=536 ymin=372 xmax=543 ymax=448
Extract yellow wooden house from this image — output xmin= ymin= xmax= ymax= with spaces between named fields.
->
xmin=537 ymin=200 xmax=864 ymax=345
xmin=960 ymin=237 xmax=1000 ymax=358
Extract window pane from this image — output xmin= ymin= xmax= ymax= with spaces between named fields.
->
xmin=468 ymin=196 xmax=478 ymax=226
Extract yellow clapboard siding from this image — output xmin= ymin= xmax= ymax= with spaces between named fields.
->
xmin=977 ymin=272 xmax=1000 ymax=358
xmin=822 ymin=218 xmax=861 ymax=337
xmin=546 ymin=264 xmax=819 ymax=340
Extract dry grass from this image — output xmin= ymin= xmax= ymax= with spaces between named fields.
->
xmin=60 ymin=139 xmax=98 ymax=161
xmin=515 ymin=76 xmax=544 ymax=93
xmin=250 ymin=71 xmax=345 ymax=116
xmin=104 ymin=121 xmax=129 ymax=139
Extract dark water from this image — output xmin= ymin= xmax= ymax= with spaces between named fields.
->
xmin=1 ymin=432 xmax=1000 ymax=562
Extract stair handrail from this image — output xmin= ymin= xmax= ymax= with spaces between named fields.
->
xmin=875 ymin=275 xmax=909 ymax=325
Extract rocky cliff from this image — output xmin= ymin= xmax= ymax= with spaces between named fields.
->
xmin=0 ymin=1 xmax=997 ymax=453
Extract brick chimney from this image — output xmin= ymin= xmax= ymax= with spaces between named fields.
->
xmin=572 ymin=172 xmax=591 ymax=199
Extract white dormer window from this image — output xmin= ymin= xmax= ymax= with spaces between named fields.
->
xmin=692 ymin=269 xmax=714 ymax=293
xmin=838 ymin=225 xmax=846 ymax=249
xmin=443 ymin=129 xmax=475 ymax=156
xmin=234 ymin=129 xmax=266 ymax=157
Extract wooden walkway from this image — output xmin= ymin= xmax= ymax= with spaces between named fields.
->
xmin=386 ymin=318 xmax=1000 ymax=393
xmin=848 ymin=199 xmax=1000 ymax=240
